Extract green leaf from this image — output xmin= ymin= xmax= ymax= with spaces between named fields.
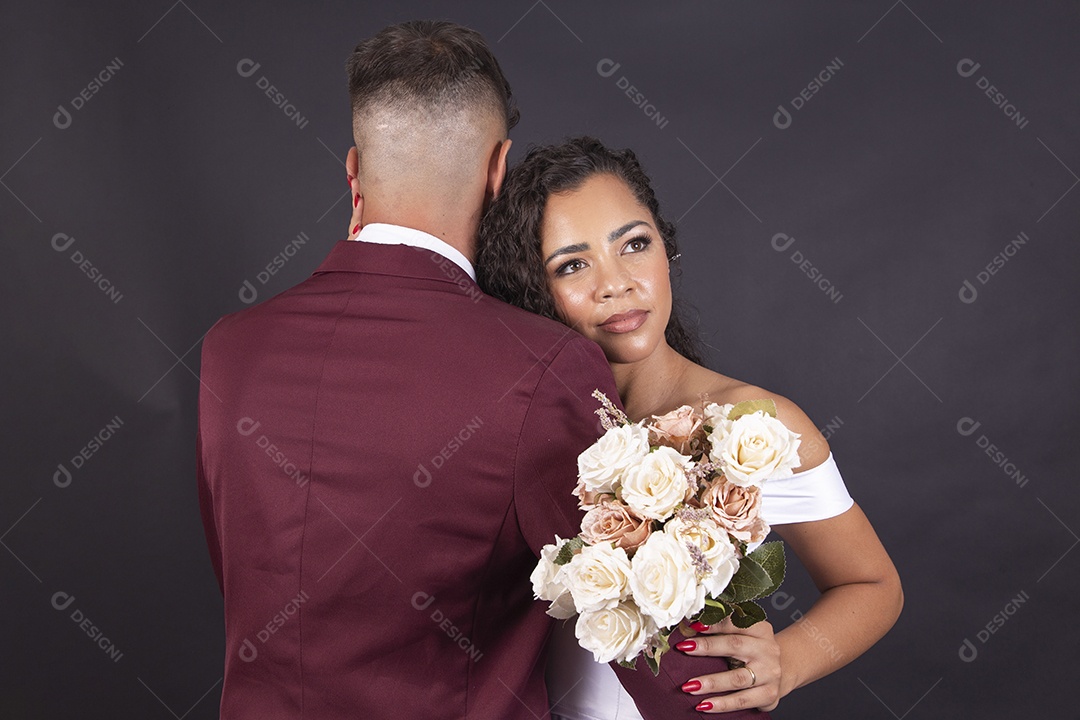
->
xmin=728 ymin=555 xmax=772 ymax=602
xmin=747 ymin=541 xmax=787 ymax=598
xmin=730 ymin=600 xmax=767 ymax=628
xmin=645 ymin=631 xmax=671 ymax=677
xmin=644 ymin=652 xmax=660 ymax=676
xmin=695 ymin=598 xmax=731 ymax=626
xmin=554 ymin=536 xmax=585 ymax=566
xmin=617 ymin=657 xmax=638 ymax=670
xmin=727 ymin=399 xmax=778 ymax=420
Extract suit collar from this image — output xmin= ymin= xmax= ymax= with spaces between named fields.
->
xmin=350 ymin=223 xmax=476 ymax=281
xmin=313 ymin=240 xmax=481 ymax=291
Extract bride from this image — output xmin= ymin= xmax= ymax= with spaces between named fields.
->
xmin=473 ymin=137 xmax=903 ymax=717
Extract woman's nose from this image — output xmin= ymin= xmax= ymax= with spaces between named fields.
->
xmin=596 ymin=260 xmax=635 ymax=300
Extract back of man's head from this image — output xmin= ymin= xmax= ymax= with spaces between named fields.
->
xmin=345 ymin=21 xmax=518 ymax=242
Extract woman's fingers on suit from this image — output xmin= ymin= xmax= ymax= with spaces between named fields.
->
xmin=678 ymin=616 xmax=782 ymax=713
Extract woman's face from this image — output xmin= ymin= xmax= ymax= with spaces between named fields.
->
xmin=539 ymin=173 xmax=672 ymax=365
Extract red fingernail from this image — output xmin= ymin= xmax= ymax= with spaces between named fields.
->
xmin=352 ymin=224 xmax=360 ymax=234
xmin=675 ymin=640 xmax=696 ymax=652
xmin=682 ymin=680 xmax=702 ymax=693
xmin=695 ymin=701 xmax=712 ymax=711
xmin=691 ymin=621 xmax=710 ymax=632
xmin=353 ymin=194 xmax=360 ymax=208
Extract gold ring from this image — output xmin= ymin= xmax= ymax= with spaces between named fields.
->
xmin=746 ymin=665 xmax=757 ymax=687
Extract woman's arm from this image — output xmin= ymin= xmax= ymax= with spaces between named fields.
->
xmin=773 ymin=504 xmax=904 ymax=692
xmin=676 ymin=394 xmax=903 ymax=713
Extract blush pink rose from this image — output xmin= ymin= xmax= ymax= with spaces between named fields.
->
xmin=648 ymin=405 xmax=707 ymax=457
xmin=701 ymin=479 xmax=770 ymax=545
xmin=573 ymin=481 xmax=604 ymax=510
xmin=580 ymin=500 xmax=654 ymax=554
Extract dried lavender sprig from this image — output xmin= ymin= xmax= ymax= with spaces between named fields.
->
xmin=675 ymin=507 xmax=712 ymax=524
xmin=685 ymin=472 xmax=702 ymax=495
xmin=688 ymin=460 xmax=720 ymax=480
xmin=592 ymin=389 xmax=630 ymax=430
xmin=685 ymin=541 xmax=713 ymax=579
xmin=685 ymin=460 xmax=720 ymax=495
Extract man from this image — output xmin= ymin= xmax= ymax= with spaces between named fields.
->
xmin=197 ymin=20 xmax=742 ymax=719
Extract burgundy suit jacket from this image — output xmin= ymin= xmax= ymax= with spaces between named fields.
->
xmin=197 ymin=239 xmax=766 ymax=719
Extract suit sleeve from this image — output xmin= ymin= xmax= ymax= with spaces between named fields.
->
xmin=196 ymin=415 xmax=224 ymax=595
xmin=513 ymin=336 xmax=620 ymax=555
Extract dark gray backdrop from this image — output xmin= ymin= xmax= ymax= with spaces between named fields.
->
xmin=3 ymin=1 xmax=1077 ymax=718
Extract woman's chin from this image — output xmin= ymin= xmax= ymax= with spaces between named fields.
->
xmin=594 ymin=336 xmax=659 ymax=366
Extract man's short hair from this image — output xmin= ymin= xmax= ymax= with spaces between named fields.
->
xmin=346 ymin=20 xmax=519 ymax=136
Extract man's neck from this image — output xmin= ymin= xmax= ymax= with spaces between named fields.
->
xmin=363 ymin=208 xmax=478 ymax=264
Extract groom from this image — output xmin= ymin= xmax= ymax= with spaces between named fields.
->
xmin=197 ymin=20 xmax=744 ymax=719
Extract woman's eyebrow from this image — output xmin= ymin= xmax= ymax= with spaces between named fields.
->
xmin=607 ymin=220 xmax=648 ymax=241
xmin=545 ymin=220 xmax=652 ymax=266
xmin=545 ymin=242 xmax=590 ymax=266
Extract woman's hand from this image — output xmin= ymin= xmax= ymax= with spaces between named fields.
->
xmin=676 ymin=616 xmax=785 ymax=713
xmin=346 ymin=174 xmax=364 ymax=239
xmin=345 ymin=148 xmax=364 ymax=239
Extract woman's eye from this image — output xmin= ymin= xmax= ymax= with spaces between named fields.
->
xmin=555 ymin=258 xmax=586 ymax=276
xmin=624 ymin=236 xmax=652 ymax=253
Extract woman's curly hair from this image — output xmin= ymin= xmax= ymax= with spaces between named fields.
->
xmin=476 ymin=136 xmax=703 ymax=364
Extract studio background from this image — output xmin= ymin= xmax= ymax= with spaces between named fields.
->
xmin=3 ymin=1 xmax=1077 ymax=717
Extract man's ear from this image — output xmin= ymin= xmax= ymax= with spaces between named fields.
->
xmin=485 ymin=138 xmax=513 ymax=204
xmin=346 ymin=146 xmax=359 ymax=176
xmin=346 ymin=147 xmax=361 ymax=197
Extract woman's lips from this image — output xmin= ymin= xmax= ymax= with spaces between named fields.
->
xmin=599 ymin=309 xmax=648 ymax=334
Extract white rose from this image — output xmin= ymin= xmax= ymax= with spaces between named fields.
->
xmin=620 ymin=446 xmax=694 ymax=521
xmin=629 ymin=530 xmax=706 ymax=628
xmin=561 ymin=542 xmax=633 ymax=614
xmin=547 ymin=590 xmax=577 ymax=619
xmin=577 ymin=424 xmax=652 ymax=496
xmin=575 ymin=600 xmax=656 ymax=664
xmin=703 ymin=402 xmax=735 ymax=443
xmin=665 ymin=516 xmax=741 ymax=597
xmin=530 ymin=538 xmax=576 ymax=619
xmin=710 ymin=411 xmax=801 ymax=487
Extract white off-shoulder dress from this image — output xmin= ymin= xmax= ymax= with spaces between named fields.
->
xmin=547 ymin=452 xmax=855 ymax=720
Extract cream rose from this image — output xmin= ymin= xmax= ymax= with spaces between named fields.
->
xmin=620 ymin=446 xmax=694 ymax=521
xmin=701 ymin=479 xmax=770 ymax=545
xmin=577 ymin=424 xmax=651 ymax=497
xmin=530 ymin=538 xmax=575 ymax=619
xmin=648 ymin=405 xmax=706 ymax=456
xmin=575 ymin=600 xmax=656 ymax=664
xmin=710 ymin=411 xmax=801 ymax=487
xmin=664 ymin=515 xmax=741 ymax=597
xmin=703 ymin=402 xmax=735 ymax=441
xmin=629 ymin=530 xmax=706 ymax=628
xmin=561 ymin=542 xmax=633 ymax=614
xmin=580 ymin=499 xmax=653 ymax=553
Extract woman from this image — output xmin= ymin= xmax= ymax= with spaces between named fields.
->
xmin=475 ymin=137 xmax=903 ymax=717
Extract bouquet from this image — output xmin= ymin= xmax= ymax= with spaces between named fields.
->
xmin=531 ymin=391 xmax=799 ymax=674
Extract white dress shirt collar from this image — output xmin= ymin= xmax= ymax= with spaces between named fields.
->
xmin=350 ymin=223 xmax=476 ymax=281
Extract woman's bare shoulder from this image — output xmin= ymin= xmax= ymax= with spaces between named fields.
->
xmin=698 ymin=372 xmax=831 ymax=471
